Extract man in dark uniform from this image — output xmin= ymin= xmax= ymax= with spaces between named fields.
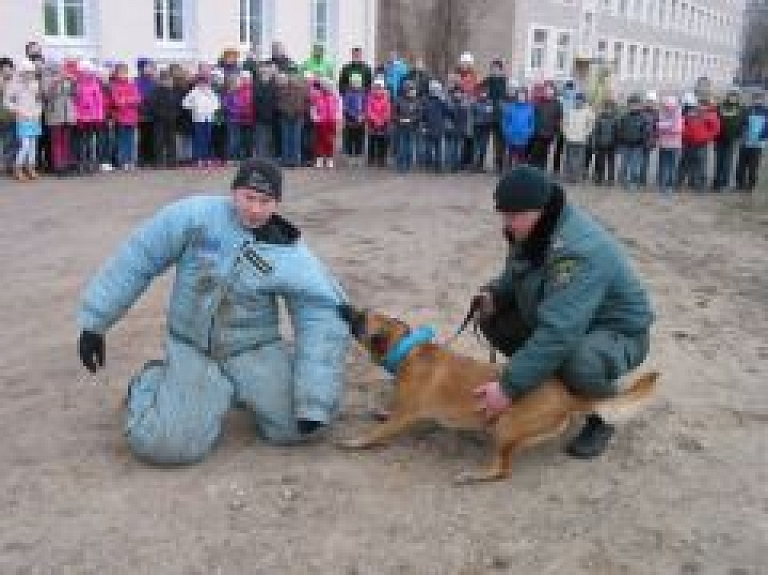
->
xmin=474 ymin=166 xmax=654 ymax=458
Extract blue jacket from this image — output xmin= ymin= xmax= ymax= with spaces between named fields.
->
xmin=501 ymin=101 xmax=535 ymax=147
xmin=743 ymin=105 xmax=768 ymax=148
xmin=342 ymin=89 xmax=366 ymax=123
xmin=490 ymin=204 xmax=654 ymax=396
xmin=384 ymin=59 xmax=409 ymax=98
xmin=78 ymin=195 xmax=349 ymax=422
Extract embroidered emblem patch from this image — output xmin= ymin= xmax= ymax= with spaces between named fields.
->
xmin=550 ymin=258 xmax=580 ymax=287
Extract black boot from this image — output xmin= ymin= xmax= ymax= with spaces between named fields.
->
xmin=566 ymin=414 xmax=615 ymax=459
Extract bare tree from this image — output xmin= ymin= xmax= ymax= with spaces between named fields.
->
xmin=424 ymin=0 xmax=471 ymax=77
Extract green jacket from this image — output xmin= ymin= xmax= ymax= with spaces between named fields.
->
xmin=491 ymin=204 xmax=654 ymax=396
xmin=301 ymin=56 xmax=335 ymax=80
xmin=717 ymin=102 xmax=745 ymax=143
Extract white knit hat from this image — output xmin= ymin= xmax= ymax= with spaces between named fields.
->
xmin=459 ymin=52 xmax=474 ymax=65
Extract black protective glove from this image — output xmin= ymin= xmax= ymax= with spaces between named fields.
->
xmin=297 ymin=419 xmax=325 ymax=435
xmin=78 ymin=330 xmax=105 ymax=373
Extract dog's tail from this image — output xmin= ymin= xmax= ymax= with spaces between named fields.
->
xmin=585 ymin=371 xmax=660 ymax=419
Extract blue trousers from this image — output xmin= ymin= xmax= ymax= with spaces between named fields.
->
xmin=193 ymin=122 xmax=213 ymax=162
xmin=280 ymin=118 xmax=303 ymax=167
xmin=394 ymin=126 xmax=415 ymax=172
xmin=124 ymin=336 xmax=305 ymax=465
xmin=657 ymin=148 xmax=681 ymax=192
xmin=115 ymin=125 xmax=136 ymax=167
xmin=620 ymin=146 xmax=645 ymax=187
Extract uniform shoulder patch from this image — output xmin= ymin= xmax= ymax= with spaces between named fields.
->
xmin=549 ymin=257 xmax=581 ymax=288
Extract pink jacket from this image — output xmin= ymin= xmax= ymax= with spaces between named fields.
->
xmin=310 ymin=86 xmax=341 ymax=124
xmin=365 ymin=90 xmax=392 ymax=129
xmin=74 ymin=74 xmax=105 ymax=124
xmin=233 ymin=84 xmax=253 ymax=125
xmin=657 ymin=106 xmax=683 ymax=149
xmin=109 ymin=77 xmax=140 ymax=126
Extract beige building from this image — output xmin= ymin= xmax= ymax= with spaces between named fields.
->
xmin=1 ymin=0 xmax=377 ymax=70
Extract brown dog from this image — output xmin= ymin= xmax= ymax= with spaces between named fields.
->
xmin=338 ymin=307 xmax=658 ymax=484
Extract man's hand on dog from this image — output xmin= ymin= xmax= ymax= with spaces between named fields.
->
xmin=473 ymin=290 xmax=495 ymax=319
xmin=474 ymin=381 xmax=510 ymax=422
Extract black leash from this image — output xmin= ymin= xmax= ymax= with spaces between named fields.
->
xmin=445 ymin=296 xmax=499 ymax=364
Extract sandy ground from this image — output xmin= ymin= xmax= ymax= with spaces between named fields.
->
xmin=0 ymin=167 xmax=766 ymax=575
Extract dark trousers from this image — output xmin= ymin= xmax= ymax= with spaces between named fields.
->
xmin=153 ymin=120 xmax=176 ymax=167
xmin=343 ymin=122 xmax=365 ymax=156
xmin=713 ymin=140 xmax=737 ymax=190
xmin=138 ymin=121 xmax=155 ymax=166
xmin=367 ymin=132 xmax=390 ymax=166
xmin=529 ymin=135 xmax=554 ymax=170
xmin=593 ymin=147 xmax=616 ymax=184
xmin=735 ymin=146 xmax=762 ymax=190
xmin=491 ymin=124 xmax=505 ymax=172
xmin=552 ymin=133 xmax=565 ymax=174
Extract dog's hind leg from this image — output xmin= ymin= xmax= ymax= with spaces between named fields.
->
xmin=336 ymin=411 xmax=422 ymax=450
xmin=453 ymin=441 xmax=516 ymax=485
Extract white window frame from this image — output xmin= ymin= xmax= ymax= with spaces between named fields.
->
xmin=613 ymin=40 xmax=625 ymax=77
xmin=310 ymin=0 xmax=332 ymax=48
xmin=652 ymin=46 xmax=661 ymax=80
xmin=628 ymin=43 xmax=638 ymax=77
xmin=528 ymin=27 xmax=550 ymax=73
xmin=555 ymin=30 xmax=573 ymax=76
xmin=44 ymin=0 xmax=88 ymax=43
xmin=240 ymin=0 xmax=271 ymax=51
xmin=155 ymin=0 xmax=186 ymax=45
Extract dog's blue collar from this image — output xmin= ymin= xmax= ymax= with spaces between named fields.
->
xmin=380 ymin=325 xmax=437 ymax=374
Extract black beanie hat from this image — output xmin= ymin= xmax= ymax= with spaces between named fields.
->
xmin=494 ymin=166 xmax=558 ymax=212
xmin=232 ymin=158 xmax=283 ymax=200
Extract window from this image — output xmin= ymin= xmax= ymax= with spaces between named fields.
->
xmin=659 ymin=0 xmax=666 ymax=25
xmin=310 ymin=0 xmax=330 ymax=47
xmin=44 ymin=0 xmax=86 ymax=39
xmin=641 ymin=46 xmax=650 ymax=77
xmin=619 ymin=0 xmax=629 ymax=15
xmin=670 ymin=0 xmax=678 ymax=27
xmin=614 ymin=41 xmax=624 ymax=75
xmin=647 ymin=0 xmax=656 ymax=22
xmin=664 ymin=50 xmax=671 ymax=79
xmin=155 ymin=0 xmax=184 ymax=42
xmin=634 ymin=0 xmax=645 ymax=20
xmin=674 ymin=51 xmax=681 ymax=79
xmin=530 ymin=28 xmax=548 ymax=70
xmin=652 ymin=46 xmax=661 ymax=78
xmin=582 ymin=11 xmax=594 ymax=50
xmin=601 ymin=0 xmax=613 ymax=9
xmin=556 ymin=32 xmax=572 ymax=74
xmin=628 ymin=44 xmax=637 ymax=76
xmin=240 ymin=0 xmax=265 ymax=47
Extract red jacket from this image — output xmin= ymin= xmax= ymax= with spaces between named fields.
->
xmin=683 ymin=106 xmax=720 ymax=146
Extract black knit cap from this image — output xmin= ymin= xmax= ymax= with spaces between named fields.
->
xmin=231 ymin=158 xmax=283 ymax=200
xmin=494 ymin=166 xmax=558 ymax=213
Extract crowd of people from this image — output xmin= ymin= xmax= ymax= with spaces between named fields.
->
xmin=1 ymin=40 xmax=766 ymax=191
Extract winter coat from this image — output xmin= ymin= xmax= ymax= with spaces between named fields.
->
xmin=742 ymin=105 xmax=768 ymax=148
xmin=682 ymin=107 xmax=720 ymax=146
xmin=78 ymin=197 xmax=349 ymax=462
xmin=617 ymin=109 xmax=651 ymax=147
xmin=472 ymin=98 xmax=496 ymax=129
xmin=502 ymin=101 xmax=535 ymax=147
xmin=4 ymin=77 xmax=42 ymax=122
xmin=310 ymin=86 xmax=341 ymax=124
xmin=422 ymin=94 xmax=448 ymax=136
xmin=145 ymin=85 xmax=181 ymax=123
xmin=591 ymin=110 xmax=619 ymax=149
xmin=0 ymin=77 xmax=14 ymax=124
xmin=403 ymin=68 xmax=431 ymax=98
xmin=233 ymin=84 xmax=253 ymax=125
xmin=44 ymin=76 xmax=77 ymax=126
xmin=301 ymin=56 xmax=335 ymax=80
xmin=342 ymin=89 xmax=366 ymax=124
xmin=110 ymin=77 xmax=141 ymax=126
xmin=384 ymin=59 xmax=409 ymax=97
xmin=490 ymin=203 xmax=654 ymax=397
xmin=338 ymin=61 xmax=373 ymax=93
xmin=562 ymin=104 xmax=595 ymax=144
xmin=252 ymin=78 xmax=277 ymax=124
xmin=394 ymin=95 xmax=423 ymax=131
xmin=365 ymin=89 xmax=392 ymax=131
xmin=182 ymin=85 xmax=220 ymax=123
xmin=534 ymin=98 xmax=563 ymax=139
xmin=74 ymin=74 xmax=106 ymax=124
xmin=656 ymin=106 xmax=684 ymax=149
xmin=717 ymin=102 xmax=746 ymax=143
xmin=452 ymin=91 xmax=475 ymax=137
xmin=275 ymin=77 xmax=308 ymax=121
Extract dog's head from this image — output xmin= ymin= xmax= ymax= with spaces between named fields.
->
xmin=338 ymin=304 xmax=412 ymax=362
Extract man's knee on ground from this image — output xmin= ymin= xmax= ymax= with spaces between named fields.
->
xmin=125 ymin=424 xmax=219 ymax=466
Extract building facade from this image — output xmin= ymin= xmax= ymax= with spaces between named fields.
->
xmin=1 ymin=0 xmax=377 ymax=70
xmin=476 ymin=0 xmax=745 ymax=94
xmin=379 ymin=0 xmax=745 ymax=96
xmin=742 ymin=0 xmax=768 ymax=85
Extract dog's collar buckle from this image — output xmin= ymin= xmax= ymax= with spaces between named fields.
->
xmin=381 ymin=325 xmax=436 ymax=375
